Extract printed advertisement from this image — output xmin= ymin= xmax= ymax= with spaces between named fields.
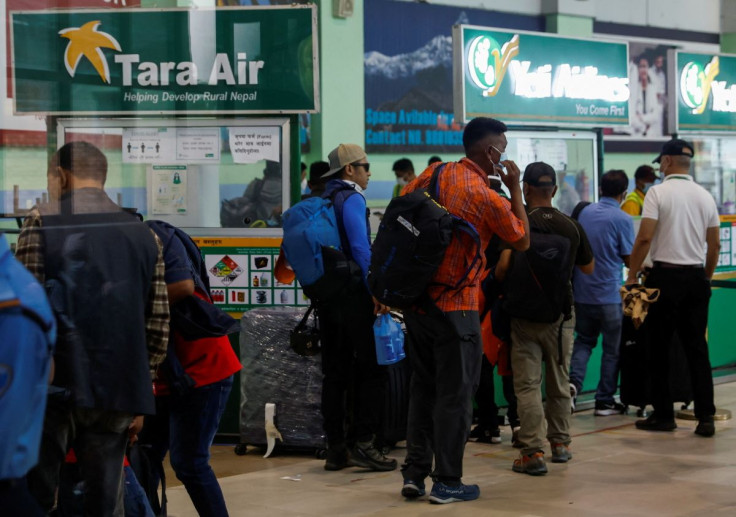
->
xmin=364 ymin=0 xmax=543 ymax=153
xmin=151 ymin=165 xmax=187 ymax=215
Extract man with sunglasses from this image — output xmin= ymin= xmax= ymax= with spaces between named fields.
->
xmin=316 ymin=144 xmax=396 ymax=473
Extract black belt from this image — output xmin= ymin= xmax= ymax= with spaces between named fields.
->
xmin=653 ymin=261 xmax=703 ymax=269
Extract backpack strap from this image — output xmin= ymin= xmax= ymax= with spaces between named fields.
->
xmin=427 ymin=163 xmax=483 ymax=294
xmin=322 ymin=181 xmax=361 ymax=257
xmin=570 ymin=201 xmax=591 ymax=221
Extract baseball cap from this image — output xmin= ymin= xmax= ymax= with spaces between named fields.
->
xmin=652 ymin=138 xmax=695 ymax=163
xmin=323 ymin=144 xmax=366 ymax=178
xmin=522 ymin=162 xmax=556 ymax=187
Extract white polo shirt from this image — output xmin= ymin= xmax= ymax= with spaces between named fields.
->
xmin=642 ymin=173 xmax=719 ymax=265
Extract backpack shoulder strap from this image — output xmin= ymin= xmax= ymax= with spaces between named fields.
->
xmin=325 ymin=181 xmax=360 ymax=253
xmin=427 ymin=163 xmax=447 ymax=202
xmin=570 ymin=201 xmax=591 ymax=221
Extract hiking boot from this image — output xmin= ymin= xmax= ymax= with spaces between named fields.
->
xmin=401 ymin=479 xmax=426 ymax=499
xmin=476 ymin=428 xmax=501 ymax=444
xmin=512 ymin=451 xmax=548 ymax=476
xmin=550 ymin=443 xmax=572 ymax=463
xmin=428 ymin=481 xmax=480 ymax=504
xmin=511 ymin=427 xmax=523 ymax=449
xmin=635 ymin=414 xmax=677 ymax=432
xmin=694 ymin=417 xmax=715 ymax=437
xmin=570 ymin=383 xmax=578 ymax=414
xmin=349 ymin=442 xmax=397 ymax=471
xmin=594 ymin=401 xmax=627 ymax=416
xmin=324 ymin=446 xmax=349 ymax=471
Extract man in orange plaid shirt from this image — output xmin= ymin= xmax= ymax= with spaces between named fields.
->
xmin=399 ymin=117 xmax=529 ymax=504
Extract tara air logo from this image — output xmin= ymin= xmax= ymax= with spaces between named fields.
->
xmin=57 ymin=20 xmax=265 ymax=88
xmin=467 ymin=34 xmax=520 ymax=97
xmin=60 ymin=21 xmax=121 ymax=84
xmin=680 ymin=56 xmax=720 ymax=114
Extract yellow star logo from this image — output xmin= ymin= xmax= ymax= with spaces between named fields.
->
xmin=59 ymin=21 xmax=121 ymax=84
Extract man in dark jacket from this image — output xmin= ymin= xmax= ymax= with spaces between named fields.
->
xmin=17 ymin=141 xmax=169 ymax=516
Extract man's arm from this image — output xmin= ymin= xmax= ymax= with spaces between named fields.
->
xmin=495 ymin=249 xmax=512 ymax=281
xmin=499 ymin=160 xmax=530 ymax=251
xmin=167 ymin=279 xmax=195 ymax=305
xmin=705 ymin=226 xmax=721 ymax=280
xmin=577 ymin=258 xmax=595 ymax=275
xmin=625 ymin=217 xmax=658 ymax=284
xmin=144 ymin=234 xmax=170 ymax=376
xmin=14 ymin=209 xmax=45 ymax=284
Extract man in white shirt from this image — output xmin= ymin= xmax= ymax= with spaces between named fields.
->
xmin=626 ymin=139 xmax=721 ymax=437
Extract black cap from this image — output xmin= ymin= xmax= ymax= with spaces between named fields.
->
xmin=522 ymin=162 xmax=556 ymax=187
xmin=652 ymin=139 xmax=695 ymax=163
xmin=634 ymin=165 xmax=660 ymax=181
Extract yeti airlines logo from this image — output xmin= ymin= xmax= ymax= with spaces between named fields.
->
xmin=679 ymin=56 xmax=736 ymax=115
xmin=58 ymin=21 xmax=264 ymax=87
xmin=60 ymin=21 xmax=121 ymax=84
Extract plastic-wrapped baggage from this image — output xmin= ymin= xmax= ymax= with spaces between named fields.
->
xmin=238 ymin=307 xmax=326 ymax=453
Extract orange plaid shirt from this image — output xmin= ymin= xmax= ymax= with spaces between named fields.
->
xmin=403 ymin=158 xmax=526 ymax=312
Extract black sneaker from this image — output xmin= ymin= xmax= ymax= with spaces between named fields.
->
xmin=694 ymin=418 xmax=715 ymax=437
xmin=635 ymin=414 xmax=676 ymax=432
xmin=324 ymin=446 xmax=349 ymax=471
xmin=476 ymin=428 xmax=501 ymax=444
xmin=401 ymin=479 xmax=426 ymax=498
xmin=349 ymin=443 xmax=398 ymax=471
xmin=594 ymin=401 xmax=627 ymax=416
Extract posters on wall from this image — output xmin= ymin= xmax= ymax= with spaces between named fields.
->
xmin=229 ymin=126 xmax=280 ymax=164
xmin=364 ymin=0 xmax=543 ymax=153
xmin=151 ymin=165 xmax=187 ymax=215
xmin=194 ymin=236 xmax=310 ymax=313
xmin=122 ymin=127 xmax=220 ymax=164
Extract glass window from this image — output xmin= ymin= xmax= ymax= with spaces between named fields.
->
xmin=690 ymin=136 xmax=736 ymax=215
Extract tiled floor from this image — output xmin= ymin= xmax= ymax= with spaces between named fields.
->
xmin=166 ymin=381 xmax=736 ymax=516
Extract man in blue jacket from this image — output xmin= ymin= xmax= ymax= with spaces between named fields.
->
xmin=0 ymin=232 xmax=56 ymax=515
xmin=317 ymin=143 xmax=395 ymax=472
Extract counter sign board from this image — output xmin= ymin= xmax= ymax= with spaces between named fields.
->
xmin=453 ymin=25 xmax=630 ymax=127
xmin=671 ymin=51 xmax=736 ymax=133
xmin=10 ymin=6 xmax=318 ymax=114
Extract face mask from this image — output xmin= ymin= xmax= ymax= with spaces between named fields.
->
xmin=488 ymin=145 xmax=508 ymax=172
xmin=642 ymin=183 xmax=653 ymax=194
xmin=397 ymin=177 xmax=408 ymax=186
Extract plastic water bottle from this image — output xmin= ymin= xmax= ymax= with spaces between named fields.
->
xmin=393 ymin=325 xmax=406 ymax=361
xmin=374 ymin=314 xmax=398 ymax=365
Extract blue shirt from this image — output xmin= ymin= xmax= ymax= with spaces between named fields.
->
xmin=341 ymin=192 xmax=371 ymax=278
xmin=572 ymin=197 xmax=634 ymax=305
xmin=0 ymin=234 xmax=55 ymax=479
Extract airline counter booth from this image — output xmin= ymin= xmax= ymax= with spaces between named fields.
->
xmin=8 ymin=5 xmax=319 ymax=439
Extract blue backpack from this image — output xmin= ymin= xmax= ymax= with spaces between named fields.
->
xmin=282 ymin=183 xmax=362 ymax=301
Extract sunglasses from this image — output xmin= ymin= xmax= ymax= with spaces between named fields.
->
xmin=352 ymin=162 xmax=370 ymax=172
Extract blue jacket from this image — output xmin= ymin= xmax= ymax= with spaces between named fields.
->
xmin=0 ymin=234 xmax=55 ymax=479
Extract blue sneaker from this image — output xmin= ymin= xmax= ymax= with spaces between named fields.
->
xmin=428 ymin=481 xmax=480 ymax=504
xmin=401 ymin=479 xmax=426 ymax=499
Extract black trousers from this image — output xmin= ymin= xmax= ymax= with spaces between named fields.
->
xmin=402 ymin=309 xmax=482 ymax=482
xmin=316 ymin=286 xmax=385 ymax=446
xmin=645 ymin=266 xmax=715 ymax=420
xmin=475 ymin=355 xmax=519 ymax=430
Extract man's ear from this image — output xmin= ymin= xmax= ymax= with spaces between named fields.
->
xmin=551 ymin=185 xmax=558 ymax=199
xmin=58 ymin=167 xmax=71 ymax=190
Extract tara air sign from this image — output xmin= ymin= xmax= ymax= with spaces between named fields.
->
xmin=453 ymin=25 xmax=630 ymax=127
xmin=10 ymin=6 xmax=318 ymax=114
xmin=671 ymin=50 xmax=736 ymax=133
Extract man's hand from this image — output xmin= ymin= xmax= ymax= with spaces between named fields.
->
xmin=498 ymin=159 xmax=522 ymax=191
xmin=372 ymin=296 xmax=389 ymax=315
xmin=129 ymin=415 xmax=144 ymax=445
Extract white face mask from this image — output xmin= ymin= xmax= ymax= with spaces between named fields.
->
xmin=488 ymin=145 xmax=508 ymax=171
xmin=397 ymin=177 xmax=408 ymax=186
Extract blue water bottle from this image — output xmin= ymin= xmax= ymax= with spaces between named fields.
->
xmin=392 ymin=319 xmax=406 ymax=361
xmin=374 ymin=314 xmax=398 ymax=365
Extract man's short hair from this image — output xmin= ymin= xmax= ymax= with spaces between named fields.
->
xmin=428 ymin=155 xmax=442 ymax=165
xmin=392 ymin=158 xmax=414 ymax=174
xmin=462 ymin=117 xmax=507 ymax=154
xmin=600 ymin=169 xmax=629 ymax=197
xmin=634 ymin=165 xmax=657 ymax=181
xmin=308 ymin=161 xmax=330 ymax=184
xmin=57 ymin=141 xmax=108 ymax=182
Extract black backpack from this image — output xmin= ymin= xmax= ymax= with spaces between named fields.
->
xmin=368 ymin=164 xmax=481 ymax=309
xmin=503 ymin=227 xmax=573 ymax=324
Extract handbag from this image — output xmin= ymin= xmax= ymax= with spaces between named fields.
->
xmin=290 ymin=304 xmax=321 ymax=356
